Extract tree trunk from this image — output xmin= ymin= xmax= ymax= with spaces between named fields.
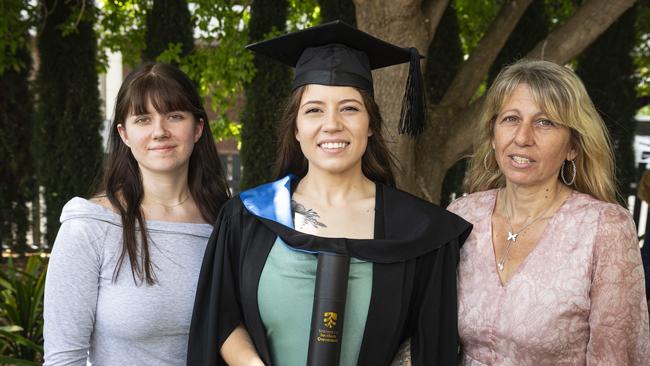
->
xmin=354 ymin=0 xmax=445 ymax=192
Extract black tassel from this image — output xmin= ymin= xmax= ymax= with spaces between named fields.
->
xmin=398 ymin=47 xmax=426 ymax=138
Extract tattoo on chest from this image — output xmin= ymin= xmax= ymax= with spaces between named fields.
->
xmin=291 ymin=199 xmax=327 ymax=229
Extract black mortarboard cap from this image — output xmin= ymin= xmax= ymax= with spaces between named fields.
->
xmin=246 ymin=20 xmax=426 ymax=137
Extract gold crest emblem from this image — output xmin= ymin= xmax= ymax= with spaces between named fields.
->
xmin=323 ymin=312 xmax=337 ymax=329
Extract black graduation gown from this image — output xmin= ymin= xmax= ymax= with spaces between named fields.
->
xmin=187 ymin=177 xmax=472 ymax=366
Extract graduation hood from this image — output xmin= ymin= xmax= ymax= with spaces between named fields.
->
xmin=239 ymin=176 xmax=471 ymax=263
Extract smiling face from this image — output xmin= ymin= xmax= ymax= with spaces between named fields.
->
xmin=492 ymin=83 xmax=576 ymax=189
xmin=295 ymin=84 xmax=372 ymax=176
xmin=117 ymin=99 xmax=203 ymax=176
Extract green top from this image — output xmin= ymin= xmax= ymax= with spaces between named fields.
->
xmin=258 ymin=237 xmax=373 ymax=366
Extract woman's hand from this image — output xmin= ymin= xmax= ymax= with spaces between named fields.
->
xmin=390 ymin=338 xmax=411 ymax=366
xmin=220 ymin=325 xmax=265 ymax=366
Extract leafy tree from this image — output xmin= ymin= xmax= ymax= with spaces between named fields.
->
xmin=0 ymin=0 xmax=36 ymax=74
xmin=35 ymin=0 xmax=103 ymax=245
xmin=354 ymin=0 xmax=636 ymax=201
xmin=239 ymin=0 xmax=291 ymax=189
xmin=577 ymin=5 xmax=638 ymax=202
xmin=98 ymin=0 xmax=254 ymax=142
xmin=0 ymin=39 xmax=33 ymax=254
xmin=142 ymin=0 xmax=194 ymax=63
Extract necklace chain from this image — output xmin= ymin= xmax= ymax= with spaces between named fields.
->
xmin=146 ymin=193 xmax=191 ymax=209
xmin=497 ymin=188 xmax=559 ymax=272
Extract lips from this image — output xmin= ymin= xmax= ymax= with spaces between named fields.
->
xmin=508 ymin=154 xmax=535 ymax=166
xmin=149 ymin=145 xmax=176 ymax=151
xmin=512 ymin=156 xmax=531 ymax=163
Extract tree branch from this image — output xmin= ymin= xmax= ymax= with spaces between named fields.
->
xmin=422 ymin=0 xmax=449 ymax=39
xmin=442 ymin=99 xmax=484 ymax=162
xmin=440 ymin=0 xmax=533 ymax=107
xmin=440 ymin=0 xmax=638 ymax=167
xmin=527 ymin=0 xmax=636 ymax=63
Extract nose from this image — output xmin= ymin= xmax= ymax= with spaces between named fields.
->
xmin=152 ymin=116 xmax=170 ymax=139
xmin=514 ymin=122 xmax=534 ymax=146
xmin=322 ymin=109 xmax=343 ymax=132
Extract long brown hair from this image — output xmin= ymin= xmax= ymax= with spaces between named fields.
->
xmin=465 ymin=59 xmax=617 ymax=203
xmin=273 ymin=85 xmax=396 ymax=186
xmin=97 ymin=62 xmax=230 ymax=285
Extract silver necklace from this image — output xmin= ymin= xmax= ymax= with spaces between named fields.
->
xmin=497 ymin=189 xmax=558 ymax=272
xmin=146 ymin=193 xmax=191 ymax=209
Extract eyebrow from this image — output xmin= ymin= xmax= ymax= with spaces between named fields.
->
xmin=499 ymin=109 xmax=548 ymax=118
xmin=339 ymin=98 xmax=362 ymax=104
xmin=129 ymin=113 xmax=152 ymax=117
xmin=301 ymin=100 xmax=325 ymax=107
xmin=300 ymin=98 xmax=363 ymax=108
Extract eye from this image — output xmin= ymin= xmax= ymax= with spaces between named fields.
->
xmin=341 ymin=105 xmax=360 ymax=112
xmin=501 ymin=115 xmax=519 ymax=124
xmin=168 ymin=113 xmax=186 ymax=120
xmin=304 ymin=107 xmax=322 ymax=114
xmin=134 ymin=116 xmax=150 ymax=124
xmin=536 ymin=119 xmax=555 ymax=127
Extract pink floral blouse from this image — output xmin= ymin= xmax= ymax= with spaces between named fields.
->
xmin=448 ymin=189 xmax=650 ymax=365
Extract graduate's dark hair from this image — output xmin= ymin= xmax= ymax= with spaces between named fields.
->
xmin=96 ymin=62 xmax=230 ymax=285
xmin=274 ymin=85 xmax=396 ymax=186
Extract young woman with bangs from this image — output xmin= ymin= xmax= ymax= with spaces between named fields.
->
xmin=43 ymin=63 xmax=230 ymax=365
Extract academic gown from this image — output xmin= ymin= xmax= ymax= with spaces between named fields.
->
xmin=187 ymin=176 xmax=472 ymax=366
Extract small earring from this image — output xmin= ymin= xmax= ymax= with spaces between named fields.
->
xmin=561 ymin=159 xmax=576 ymax=186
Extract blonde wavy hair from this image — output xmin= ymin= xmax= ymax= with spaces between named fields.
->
xmin=465 ymin=59 xmax=617 ymax=203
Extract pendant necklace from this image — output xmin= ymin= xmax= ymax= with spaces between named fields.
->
xmin=497 ymin=188 xmax=558 ymax=272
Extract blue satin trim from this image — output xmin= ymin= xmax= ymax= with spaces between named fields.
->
xmin=240 ymin=175 xmax=319 ymax=254
xmin=240 ymin=175 xmax=295 ymax=229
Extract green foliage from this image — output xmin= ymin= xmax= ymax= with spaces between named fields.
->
xmin=543 ymin=0 xmax=576 ymax=30
xmin=0 ymin=0 xmax=36 ymax=74
xmin=35 ymin=0 xmax=104 ymax=244
xmin=577 ymin=6 xmax=638 ymax=200
xmin=635 ymin=0 xmax=650 ymax=99
xmin=155 ymin=42 xmax=186 ymax=65
xmin=210 ymin=115 xmax=242 ymax=143
xmin=454 ymin=0 xmax=503 ymax=56
xmin=0 ymin=256 xmax=46 ymax=363
xmin=97 ymin=1 xmax=256 ymax=135
xmin=180 ymin=29 xmax=255 ymax=129
xmin=96 ymin=0 xmax=148 ymax=69
xmin=288 ymin=0 xmax=320 ymax=30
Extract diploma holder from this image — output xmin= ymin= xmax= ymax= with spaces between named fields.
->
xmin=306 ymin=252 xmax=351 ymax=366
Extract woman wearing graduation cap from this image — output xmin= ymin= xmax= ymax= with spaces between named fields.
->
xmin=187 ymin=21 xmax=471 ymax=366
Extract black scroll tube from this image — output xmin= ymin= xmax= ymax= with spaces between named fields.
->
xmin=306 ymin=252 xmax=351 ymax=366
